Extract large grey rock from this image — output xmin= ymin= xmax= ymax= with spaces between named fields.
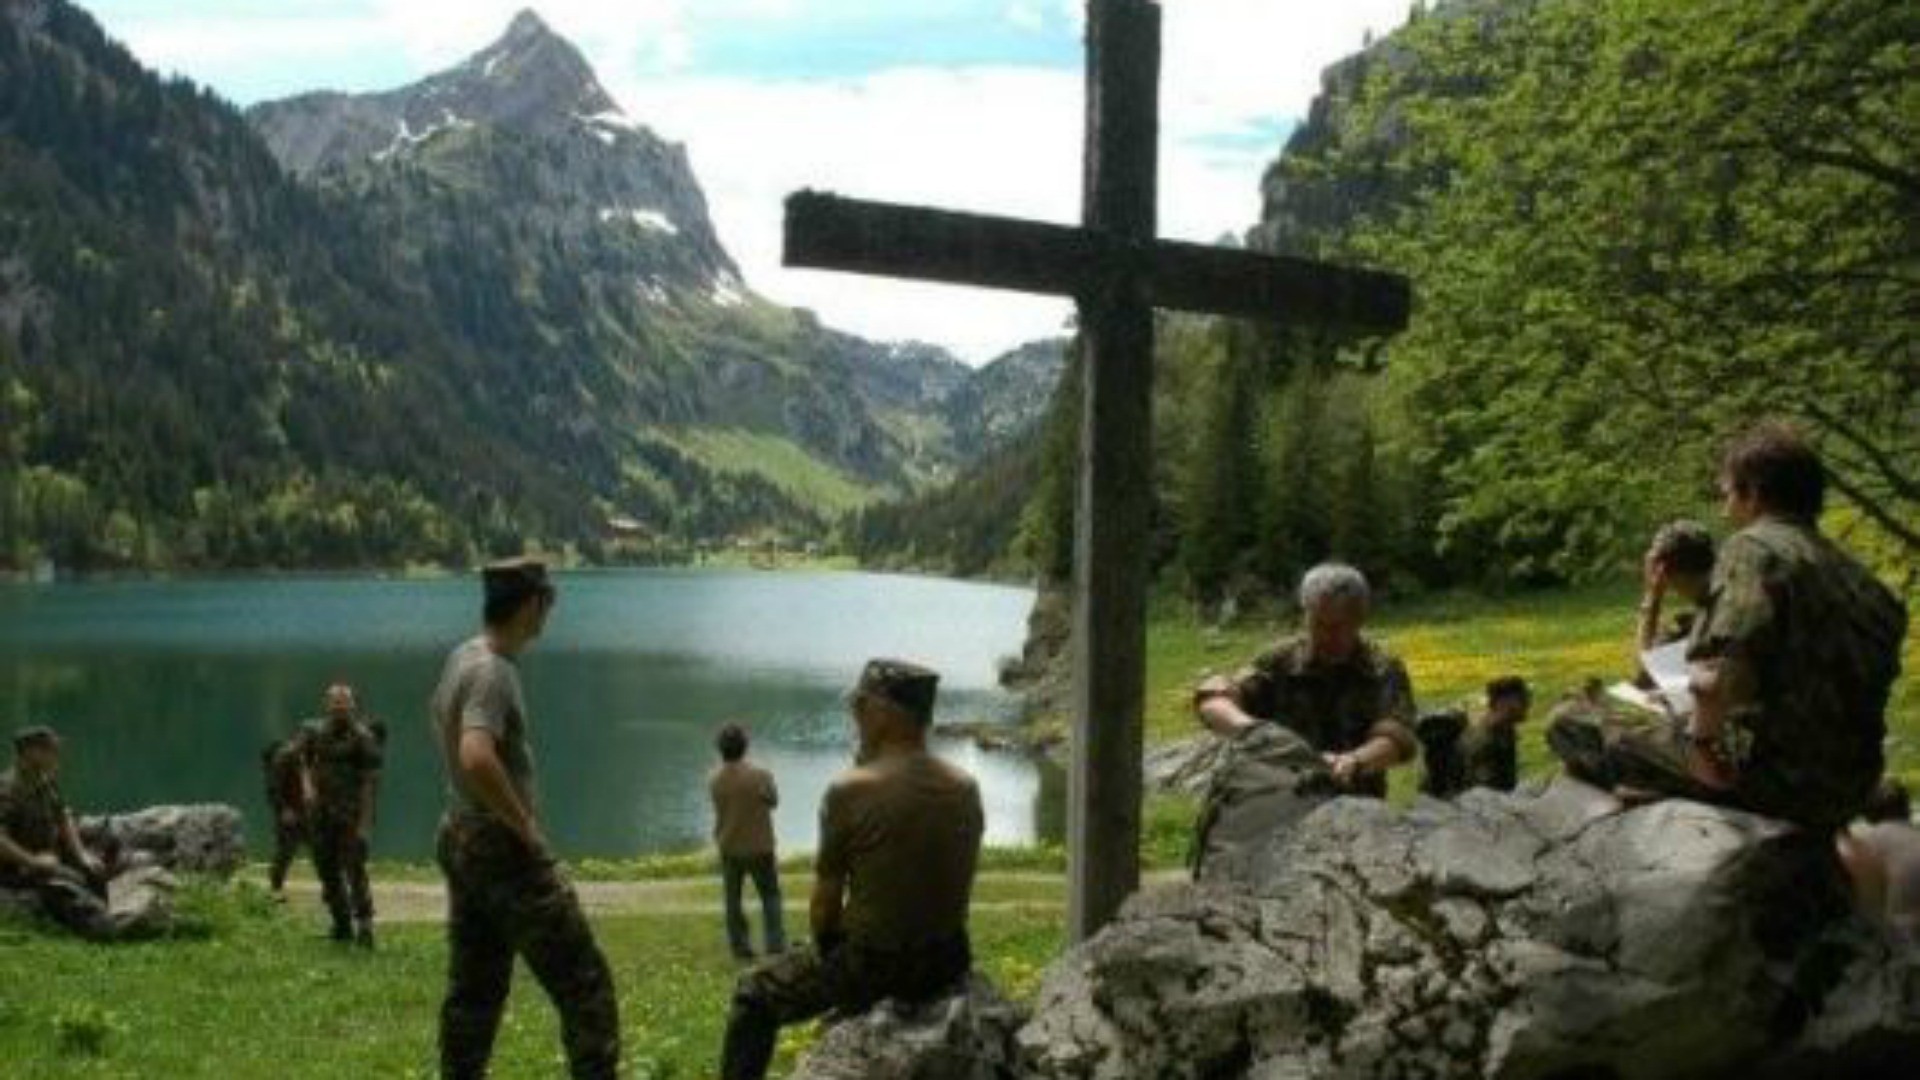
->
xmin=77 ymin=804 xmax=244 ymax=877
xmin=1144 ymin=735 xmax=1231 ymax=796
xmin=791 ymin=974 xmax=1028 ymax=1080
xmin=106 ymin=864 xmax=177 ymax=936
xmin=1017 ymin=760 xmax=1920 ymax=1080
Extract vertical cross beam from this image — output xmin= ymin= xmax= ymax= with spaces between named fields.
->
xmin=1068 ymin=0 xmax=1159 ymax=942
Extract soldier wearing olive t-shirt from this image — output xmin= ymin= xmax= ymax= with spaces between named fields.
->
xmin=429 ymin=559 xmax=620 ymax=1080
xmin=718 ymin=659 xmax=984 ymax=1080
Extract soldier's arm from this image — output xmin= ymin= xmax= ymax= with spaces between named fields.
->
xmin=810 ymin=870 xmax=846 ymax=943
xmin=1335 ymin=660 xmax=1418 ymax=780
xmin=457 ymin=729 xmax=541 ymax=850
xmin=0 ymin=831 xmax=58 ymax=877
xmin=811 ymin=781 xmax=853 ymax=945
xmin=1194 ymin=670 xmax=1262 ymax=738
xmin=358 ymin=772 xmax=380 ymax=837
xmin=58 ymin=809 xmax=97 ymax=873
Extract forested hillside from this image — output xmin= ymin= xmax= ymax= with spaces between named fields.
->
xmin=858 ymin=0 xmax=1917 ymax=603
xmin=0 ymin=2 xmax=1062 ymax=571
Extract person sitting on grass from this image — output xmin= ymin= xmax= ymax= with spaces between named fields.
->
xmin=719 ymin=660 xmax=983 ymax=1080
xmin=0 ymin=726 xmax=157 ymax=941
xmin=1194 ymin=563 xmax=1418 ymax=795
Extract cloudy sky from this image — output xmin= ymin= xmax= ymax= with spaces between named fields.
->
xmin=85 ymin=1 xmax=1413 ymax=363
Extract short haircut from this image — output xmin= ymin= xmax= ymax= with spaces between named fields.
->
xmin=483 ymin=586 xmax=551 ymax=627
xmin=1649 ymin=520 xmax=1715 ymax=578
xmin=1864 ymin=778 xmax=1912 ymax=824
xmin=1485 ymin=676 xmax=1531 ymax=703
xmin=715 ymin=723 xmax=749 ymax=762
xmin=1299 ymin=563 xmax=1370 ymax=612
xmin=1722 ymin=421 xmax=1825 ymax=521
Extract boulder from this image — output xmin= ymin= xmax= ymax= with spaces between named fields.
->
xmin=1015 ymin=746 xmax=1920 ymax=1079
xmin=77 ymin=804 xmax=244 ymax=877
xmin=106 ymin=864 xmax=178 ymax=937
xmin=1144 ymin=735 xmax=1231 ymax=796
xmin=791 ymin=974 xmax=1029 ymax=1080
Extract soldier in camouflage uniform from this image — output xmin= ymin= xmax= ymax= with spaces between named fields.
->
xmin=1551 ymin=424 xmax=1907 ymax=830
xmin=431 ymin=558 xmax=620 ymax=1080
xmin=1195 ymin=564 xmax=1419 ymax=795
xmin=1420 ymin=677 xmax=1532 ymax=798
xmin=1459 ymin=676 xmax=1531 ymax=794
xmin=301 ymin=683 xmax=382 ymax=945
xmin=0 ymin=726 xmax=143 ymax=941
xmin=720 ymin=659 xmax=984 ymax=1080
xmin=261 ymin=729 xmax=310 ymax=900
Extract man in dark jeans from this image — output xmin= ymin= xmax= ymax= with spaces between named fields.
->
xmin=709 ymin=723 xmax=785 ymax=960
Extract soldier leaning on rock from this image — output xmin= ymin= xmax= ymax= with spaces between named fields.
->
xmin=719 ymin=659 xmax=985 ymax=1080
xmin=301 ymin=682 xmax=382 ymax=946
xmin=430 ymin=558 xmax=621 ymax=1080
xmin=0 ymin=725 xmax=155 ymax=941
xmin=1194 ymin=562 xmax=1418 ymax=795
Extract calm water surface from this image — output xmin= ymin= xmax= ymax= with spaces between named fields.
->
xmin=0 ymin=570 xmax=1059 ymax=858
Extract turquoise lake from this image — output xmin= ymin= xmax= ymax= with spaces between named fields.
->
xmin=0 ymin=570 xmax=1058 ymax=858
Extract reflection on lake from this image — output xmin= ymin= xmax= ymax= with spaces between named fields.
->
xmin=0 ymin=570 xmax=1060 ymax=858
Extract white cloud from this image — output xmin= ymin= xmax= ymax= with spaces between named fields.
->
xmin=616 ymin=66 xmax=1084 ymax=361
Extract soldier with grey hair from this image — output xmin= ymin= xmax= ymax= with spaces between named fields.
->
xmin=1194 ymin=563 xmax=1417 ymax=794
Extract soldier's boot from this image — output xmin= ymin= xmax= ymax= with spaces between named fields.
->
xmin=329 ymin=918 xmax=353 ymax=943
xmin=355 ymin=922 xmax=375 ymax=949
xmin=719 ymin=998 xmax=779 ymax=1080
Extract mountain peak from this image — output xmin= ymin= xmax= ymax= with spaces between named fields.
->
xmin=462 ymin=9 xmax=614 ymax=116
xmin=505 ymin=8 xmax=551 ymax=40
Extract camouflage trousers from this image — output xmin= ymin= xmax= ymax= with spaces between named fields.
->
xmin=435 ymin=813 xmax=621 ymax=1080
xmin=720 ymin=932 xmax=971 ymax=1080
xmin=267 ymin=810 xmax=306 ymax=893
xmin=2 ymin=863 xmax=138 ymax=942
xmin=1545 ymin=698 xmax=1733 ymax=808
xmin=310 ymin=814 xmax=372 ymax=936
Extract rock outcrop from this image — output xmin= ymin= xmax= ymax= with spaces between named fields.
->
xmin=790 ymin=975 xmax=1029 ymax=1080
xmin=77 ymin=804 xmax=245 ymax=877
xmin=1017 ymin=735 xmax=1920 ymax=1079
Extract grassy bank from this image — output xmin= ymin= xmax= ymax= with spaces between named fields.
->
xmin=1139 ymin=583 xmax=1920 ymax=794
xmin=0 ymin=875 xmax=1064 ymax=1080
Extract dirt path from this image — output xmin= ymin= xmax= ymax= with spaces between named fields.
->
xmin=279 ymin=871 xmax=1184 ymax=924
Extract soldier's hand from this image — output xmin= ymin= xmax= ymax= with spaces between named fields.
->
xmin=1324 ymin=751 xmax=1362 ymax=786
xmin=1685 ymin=739 xmax=1736 ymax=791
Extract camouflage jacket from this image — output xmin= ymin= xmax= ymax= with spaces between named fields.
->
xmin=301 ymin=719 xmax=383 ymax=823
xmin=1197 ymin=635 xmax=1418 ymax=797
xmin=262 ymin=734 xmax=308 ymax=811
xmin=1688 ymin=517 xmax=1908 ymax=828
xmin=1459 ymin=721 xmax=1518 ymax=793
xmin=0 ymin=766 xmax=66 ymax=864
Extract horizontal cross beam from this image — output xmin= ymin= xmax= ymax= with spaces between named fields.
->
xmin=785 ymin=191 xmax=1412 ymax=334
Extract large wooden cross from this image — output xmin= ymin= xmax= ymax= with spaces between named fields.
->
xmin=784 ymin=0 xmax=1411 ymax=940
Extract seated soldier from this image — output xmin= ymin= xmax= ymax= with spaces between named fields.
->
xmin=1634 ymin=520 xmax=1715 ymax=684
xmin=0 ymin=726 xmax=148 ymax=941
xmin=719 ymin=660 xmax=983 ymax=1080
xmin=1837 ymin=779 xmax=1920 ymax=937
xmin=1460 ymin=677 xmax=1532 ymax=794
xmin=1551 ymin=423 xmax=1908 ymax=830
xmin=1194 ymin=563 xmax=1417 ymax=795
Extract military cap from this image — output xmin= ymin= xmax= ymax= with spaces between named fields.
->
xmin=482 ymin=556 xmax=553 ymax=608
xmin=12 ymin=725 xmax=60 ymax=752
xmin=855 ymin=659 xmax=940 ymax=723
